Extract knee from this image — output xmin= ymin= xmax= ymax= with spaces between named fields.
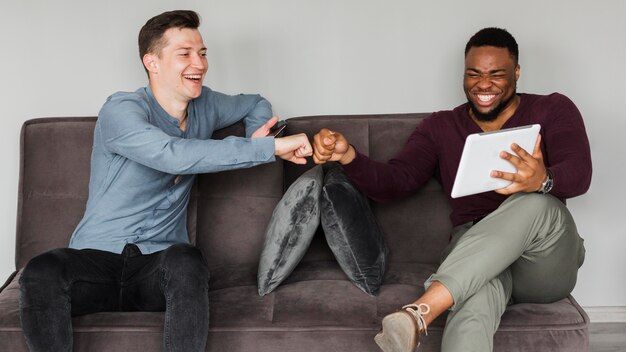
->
xmin=161 ymin=244 xmax=209 ymax=283
xmin=512 ymin=192 xmax=560 ymax=209
xmin=20 ymin=249 xmax=70 ymax=287
xmin=19 ymin=249 xmax=72 ymax=304
xmin=510 ymin=193 xmax=570 ymax=221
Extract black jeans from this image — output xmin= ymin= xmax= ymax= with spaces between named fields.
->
xmin=19 ymin=243 xmax=209 ymax=352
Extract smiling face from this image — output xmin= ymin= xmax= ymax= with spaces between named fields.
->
xmin=464 ymin=46 xmax=520 ymax=122
xmin=143 ymin=27 xmax=208 ymax=105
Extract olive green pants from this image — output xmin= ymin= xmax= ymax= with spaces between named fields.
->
xmin=424 ymin=193 xmax=586 ymax=352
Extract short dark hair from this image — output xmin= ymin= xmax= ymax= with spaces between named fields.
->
xmin=138 ymin=10 xmax=200 ymax=60
xmin=464 ymin=27 xmax=519 ymax=64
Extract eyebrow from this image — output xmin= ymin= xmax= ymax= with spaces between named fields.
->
xmin=466 ymin=68 xmax=508 ymax=74
xmin=175 ymin=47 xmax=207 ymax=51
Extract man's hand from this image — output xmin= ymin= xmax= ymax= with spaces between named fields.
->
xmin=312 ymin=128 xmax=355 ymax=165
xmin=492 ymin=134 xmax=547 ymax=195
xmin=251 ymin=116 xmax=279 ymax=138
xmin=274 ymin=134 xmax=313 ymax=165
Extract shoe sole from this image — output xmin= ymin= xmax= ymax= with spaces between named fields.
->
xmin=374 ymin=310 xmax=418 ymax=352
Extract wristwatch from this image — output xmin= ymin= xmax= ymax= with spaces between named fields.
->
xmin=538 ymin=169 xmax=553 ymax=194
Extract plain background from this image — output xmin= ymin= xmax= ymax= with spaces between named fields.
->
xmin=0 ymin=0 xmax=624 ymax=308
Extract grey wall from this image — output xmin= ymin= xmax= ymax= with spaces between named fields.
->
xmin=1 ymin=0 xmax=624 ymax=307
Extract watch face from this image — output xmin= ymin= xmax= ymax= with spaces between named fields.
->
xmin=542 ymin=174 xmax=553 ymax=194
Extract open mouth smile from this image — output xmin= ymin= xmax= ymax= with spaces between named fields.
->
xmin=183 ymin=74 xmax=202 ymax=82
xmin=474 ymin=93 xmax=497 ymax=106
xmin=478 ymin=94 xmax=495 ymax=102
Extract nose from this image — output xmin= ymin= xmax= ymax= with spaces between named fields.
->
xmin=192 ymin=53 xmax=208 ymax=71
xmin=476 ymin=75 xmax=493 ymax=89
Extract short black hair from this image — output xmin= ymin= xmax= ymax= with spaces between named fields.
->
xmin=138 ymin=10 xmax=200 ymax=60
xmin=464 ymin=27 xmax=519 ymax=64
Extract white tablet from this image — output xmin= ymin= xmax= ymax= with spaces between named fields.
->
xmin=451 ymin=124 xmax=541 ymax=198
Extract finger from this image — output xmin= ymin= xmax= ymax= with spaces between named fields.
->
xmin=500 ymin=150 xmax=522 ymax=167
xmin=314 ymin=142 xmax=334 ymax=157
xmin=493 ymin=177 xmax=525 ymax=195
xmin=318 ymin=128 xmax=332 ymax=141
xmin=314 ymin=138 xmax=335 ymax=156
xmin=296 ymin=145 xmax=312 ymax=158
xmin=532 ymin=134 xmax=543 ymax=160
xmin=312 ymin=154 xmax=326 ymax=164
xmin=491 ymin=170 xmax=517 ymax=182
xmin=298 ymin=146 xmax=309 ymax=157
xmin=313 ymin=144 xmax=331 ymax=161
xmin=510 ymin=143 xmax=531 ymax=160
xmin=289 ymin=156 xmax=307 ymax=165
xmin=318 ymin=128 xmax=339 ymax=146
xmin=265 ymin=116 xmax=279 ymax=129
xmin=313 ymin=132 xmax=323 ymax=149
xmin=251 ymin=116 xmax=278 ymax=138
xmin=494 ymin=186 xmax=515 ymax=195
xmin=323 ymin=134 xmax=336 ymax=147
xmin=313 ymin=132 xmax=335 ymax=152
xmin=312 ymin=138 xmax=328 ymax=155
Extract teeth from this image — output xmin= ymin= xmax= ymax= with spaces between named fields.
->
xmin=184 ymin=74 xmax=202 ymax=80
xmin=478 ymin=94 xmax=495 ymax=102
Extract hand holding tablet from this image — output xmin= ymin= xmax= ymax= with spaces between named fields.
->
xmin=451 ymin=124 xmax=541 ymax=198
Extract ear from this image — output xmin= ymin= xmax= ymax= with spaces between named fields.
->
xmin=515 ymin=64 xmax=520 ymax=81
xmin=142 ymin=53 xmax=159 ymax=74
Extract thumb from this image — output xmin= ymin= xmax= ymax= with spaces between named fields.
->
xmin=323 ymin=133 xmax=336 ymax=146
xmin=265 ymin=116 xmax=279 ymax=129
xmin=533 ymin=134 xmax=543 ymax=159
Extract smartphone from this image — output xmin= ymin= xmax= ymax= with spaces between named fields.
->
xmin=268 ymin=120 xmax=287 ymax=137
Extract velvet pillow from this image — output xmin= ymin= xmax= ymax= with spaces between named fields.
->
xmin=257 ymin=165 xmax=323 ymax=296
xmin=320 ymin=163 xmax=388 ymax=296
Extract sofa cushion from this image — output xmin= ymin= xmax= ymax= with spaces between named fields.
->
xmin=320 ymin=163 xmax=388 ymax=296
xmin=0 ymin=266 xmax=589 ymax=352
xmin=257 ymin=165 xmax=323 ymax=296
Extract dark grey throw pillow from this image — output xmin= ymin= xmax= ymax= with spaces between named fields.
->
xmin=320 ymin=163 xmax=388 ymax=296
xmin=257 ymin=165 xmax=323 ymax=296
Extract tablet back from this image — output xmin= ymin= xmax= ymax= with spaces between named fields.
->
xmin=451 ymin=124 xmax=541 ymax=198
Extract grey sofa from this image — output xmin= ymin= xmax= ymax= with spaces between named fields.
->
xmin=0 ymin=114 xmax=589 ymax=351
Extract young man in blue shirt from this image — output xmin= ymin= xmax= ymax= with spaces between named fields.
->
xmin=19 ymin=10 xmax=312 ymax=352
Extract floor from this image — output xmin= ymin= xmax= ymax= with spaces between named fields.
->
xmin=590 ymin=323 xmax=626 ymax=352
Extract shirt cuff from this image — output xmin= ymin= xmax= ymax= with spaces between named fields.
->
xmin=340 ymin=148 xmax=368 ymax=178
xmin=252 ymin=136 xmax=276 ymax=162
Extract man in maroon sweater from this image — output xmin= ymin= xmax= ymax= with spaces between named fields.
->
xmin=313 ymin=28 xmax=591 ymax=352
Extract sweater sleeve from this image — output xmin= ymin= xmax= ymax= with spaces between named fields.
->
xmin=341 ymin=120 xmax=438 ymax=202
xmin=541 ymin=93 xmax=592 ymax=198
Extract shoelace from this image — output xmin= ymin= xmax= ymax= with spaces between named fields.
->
xmin=402 ymin=303 xmax=430 ymax=337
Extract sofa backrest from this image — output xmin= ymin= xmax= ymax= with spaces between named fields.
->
xmin=15 ymin=115 xmax=452 ymax=273
xmin=14 ymin=117 xmax=200 ymax=270
xmin=16 ymin=118 xmax=96 ymax=269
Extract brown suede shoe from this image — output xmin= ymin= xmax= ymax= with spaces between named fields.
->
xmin=374 ymin=303 xmax=430 ymax=352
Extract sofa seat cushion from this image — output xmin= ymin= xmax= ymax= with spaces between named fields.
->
xmin=0 ymin=264 xmax=589 ymax=351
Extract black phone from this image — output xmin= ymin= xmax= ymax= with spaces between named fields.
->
xmin=268 ymin=120 xmax=287 ymax=137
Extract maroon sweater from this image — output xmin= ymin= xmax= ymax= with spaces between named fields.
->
xmin=342 ymin=93 xmax=592 ymax=226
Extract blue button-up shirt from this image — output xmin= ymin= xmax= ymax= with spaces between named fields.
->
xmin=69 ymin=85 xmax=275 ymax=254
